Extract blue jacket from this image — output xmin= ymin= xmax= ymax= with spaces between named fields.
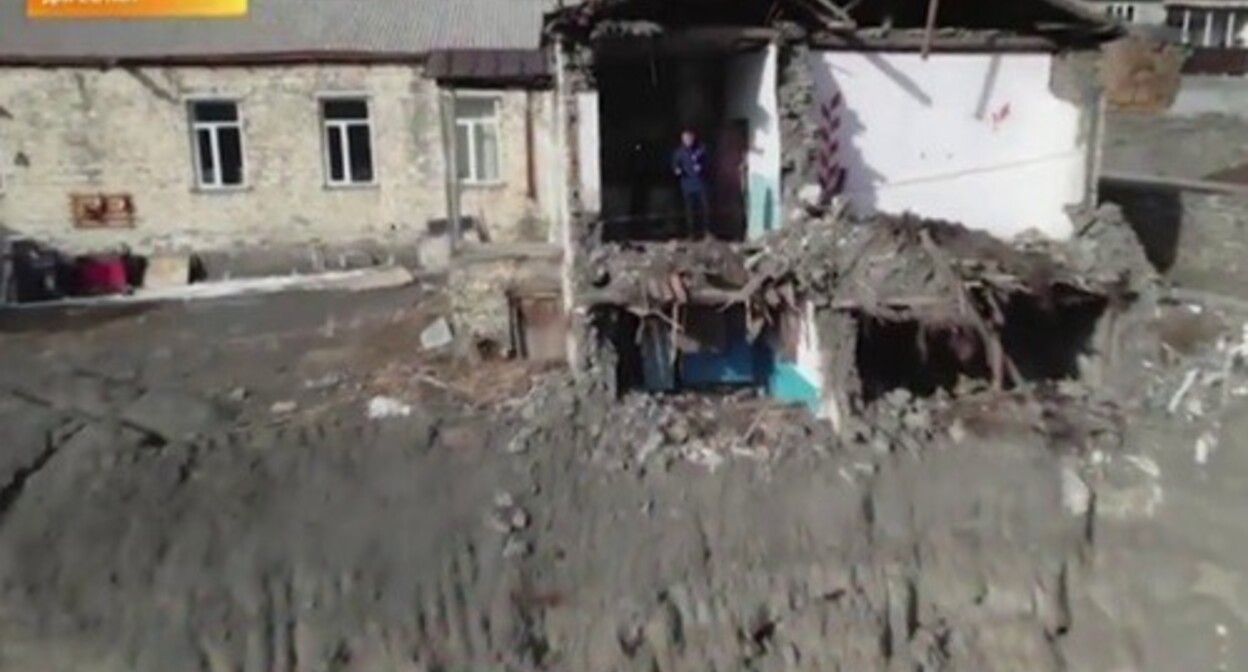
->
xmin=672 ymin=144 xmax=708 ymax=194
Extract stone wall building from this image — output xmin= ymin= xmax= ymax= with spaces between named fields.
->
xmin=0 ymin=0 xmax=561 ymax=264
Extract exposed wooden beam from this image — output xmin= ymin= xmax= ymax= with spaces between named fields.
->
xmin=799 ymin=0 xmax=858 ymax=28
xmin=808 ymin=30 xmax=1060 ymax=52
xmin=1100 ymin=171 xmax=1248 ymax=196
xmin=922 ymin=0 xmax=942 ymax=59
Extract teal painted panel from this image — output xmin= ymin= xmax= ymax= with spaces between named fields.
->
xmin=747 ymin=172 xmax=779 ymax=240
xmin=640 ymin=322 xmax=676 ymax=392
xmin=768 ymin=362 xmax=821 ymax=410
xmin=681 ymin=337 xmax=757 ymax=386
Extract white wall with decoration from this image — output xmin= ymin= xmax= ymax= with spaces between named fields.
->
xmin=809 ymin=51 xmax=1090 ymax=240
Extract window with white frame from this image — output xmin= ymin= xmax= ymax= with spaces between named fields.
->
xmin=189 ymin=100 xmax=245 ymax=189
xmin=1169 ymin=6 xmax=1243 ymax=47
xmin=454 ymin=96 xmax=502 ymax=185
xmin=1106 ymin=3 xmax=1136 ymax=22
xmin=321 ymin=98 xmax=375 ymax=186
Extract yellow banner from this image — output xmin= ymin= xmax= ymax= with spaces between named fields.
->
xmin=28 ymin=0 xmax=246 ymax=18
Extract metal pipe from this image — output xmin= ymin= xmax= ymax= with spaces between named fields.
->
xmin=438 ymin=87 xmax=463 ymax=248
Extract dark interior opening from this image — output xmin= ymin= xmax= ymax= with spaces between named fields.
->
xmin=855 ymin=291 xmax=1109 ymax=403
xmin=593 ymin=304 xmax=763 ymax=394
xmin=999 ymin=291 xmax=1108 ymax=382
xmin=593 ymin=306 xmax=644 ymax=393
xmin=856 ymin=318 xmax=993 ymax=403
xmin=595 ymin=47 xmax=752 ymax=243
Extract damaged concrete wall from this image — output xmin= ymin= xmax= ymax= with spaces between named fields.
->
xmin=0 ymin=66 xmax=554 ymax=256
xmin=448 ymin=249 xmax=563 ymax=351
xmin=1101 ymin=97 xmax=1248 ymax=298
xmin=809 ymin=52 xmax=1090 ymax=239
xmin=1106 ymin=105 xmax=1248 ymax=180
xmin=1101 ymin=181 xmax=1248 ymax=298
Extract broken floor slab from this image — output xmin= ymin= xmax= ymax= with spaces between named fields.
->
xmin=575 ymin=206 xmax=1154 ymax=427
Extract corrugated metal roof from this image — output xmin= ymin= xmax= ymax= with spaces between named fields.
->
xmin=0 ymin=0 xmax=557 ymax=63
xmin=426 ymin=49 xmax=552 ymax=82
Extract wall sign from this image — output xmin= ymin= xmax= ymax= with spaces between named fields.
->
xmin=28 ymin=0 xmax=246 ymax=18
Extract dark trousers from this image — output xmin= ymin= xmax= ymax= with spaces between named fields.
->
xmin=682 ymin=188 xmax=710 ymax=238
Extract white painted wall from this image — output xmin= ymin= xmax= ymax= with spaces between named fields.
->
xmin=725 ymin=45 xmax=782 ymax=238
xmin=575 ymin=92 xmax=602 ymax=214
xmin=810 ymin=52 xmax=1088 ymax=239
xmin=795 ymin=301 xmax=824 ymax=392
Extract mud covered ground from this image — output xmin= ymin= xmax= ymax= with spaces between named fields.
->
xmin=0 ymin=285 xmax=1246 ymax=672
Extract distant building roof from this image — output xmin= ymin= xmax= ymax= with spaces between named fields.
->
xmin=426 ymin=49 xmax=552 ymax=84
xmin=0 ymin=0 xmax=555 ymax=65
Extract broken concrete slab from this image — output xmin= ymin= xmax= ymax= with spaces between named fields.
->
xmin=121 ymin=388 xmax=233 ymax=441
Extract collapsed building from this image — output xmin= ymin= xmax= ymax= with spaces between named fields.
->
xmin=544 ymin=0 xmax=1138 ymax=426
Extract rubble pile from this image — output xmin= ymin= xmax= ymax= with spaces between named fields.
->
xmin=583 ymin=238 xmax=749 ymax=305
xmin=1141 ymin=302 xmax=1248 ymax=459
xmin=506 ymin=373 xmax=839 ymax=471
xmin=584 ymin=207 xmax=1137 ymax=323
xmin=1060 ymin=203 xmax=1159 ymax=291
xmin=842 ymin=383 xmax=1125 ymax=456
xmin=747 ymin=208 xmax=1131 ymax=321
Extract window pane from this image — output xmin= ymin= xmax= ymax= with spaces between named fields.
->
xmin=327 ymin=126 xmax=345 ymax=182
xmin=476 ymin=123 xmax=500 ymax=182
xmin=192 ymin=101 xmax=238 ymax=123
xmin=218 ymin=127 xmax=244 ymax=185
xmin=323 ymin=99 xmax=369 ymax=121
xmin=196 ymin=128 xmax=216 ymax=185
xmin=455 ymin=124 xmax=471 ymax=180
xmin=346 ymin=124 xmax=373 ymax=183
xmin=1192 ymin=9 xmax=1208 ymax=36
xmin=455 ymin=97 xmax=496 ymax=121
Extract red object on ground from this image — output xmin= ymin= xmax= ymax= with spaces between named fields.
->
xmin=76 ymin=255 xmax=128 ymax=296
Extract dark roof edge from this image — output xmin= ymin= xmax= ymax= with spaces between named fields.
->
xmin=1040 ymin=0 xmax=1123 ymax=28
xmin=0 ymin=50 xmax=433 ymax=68
xmin=811 ymin=30 xmax=1107 ymax=52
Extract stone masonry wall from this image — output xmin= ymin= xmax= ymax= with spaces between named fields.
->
xmin=458 ymin=90 xmax=557 ymax=244
xmin=0 ymin=65 xmax=555 ymax=256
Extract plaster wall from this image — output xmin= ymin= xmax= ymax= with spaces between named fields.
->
xmin=726 ymin=45 xmax=782 ymax=239
xmin=810 ymin=52 xmax=1089 ymax=239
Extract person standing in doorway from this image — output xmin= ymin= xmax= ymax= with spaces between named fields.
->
xmin=672 ymin=129 xmax=711 ymax=238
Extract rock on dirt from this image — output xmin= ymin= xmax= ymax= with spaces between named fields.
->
xmin=420 ymin=317 xmax=454 ymax=350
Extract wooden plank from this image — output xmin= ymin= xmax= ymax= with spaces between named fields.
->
xmin=1100 ymin=171 xmax=1248 ymax=196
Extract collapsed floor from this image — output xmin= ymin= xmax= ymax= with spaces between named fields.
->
xmin=576 ymin=200 xmax=1154 ymax=423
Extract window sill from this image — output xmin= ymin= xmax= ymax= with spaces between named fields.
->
xmin=324 ymin=182 xmax=380 ymax=191
xmin=192 ymin=185 xmax=251 ymax=195
xmin=460 ymin=181 xmax=506 ymax=190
